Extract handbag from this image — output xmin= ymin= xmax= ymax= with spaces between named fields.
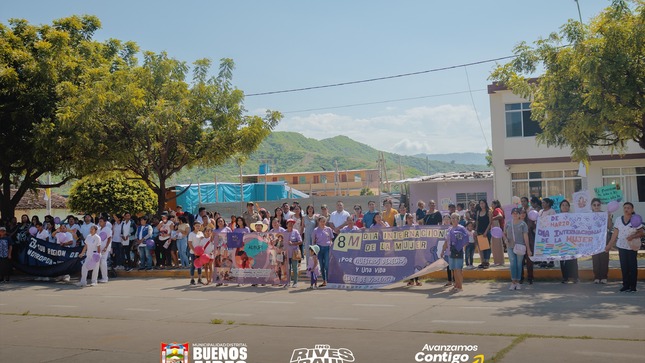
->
xmin=510 ymin=223 xmax=526 ymax=255
xmin=450 ymin=246 xmax=464 ymax=259
xmin=292 ymin=248 xmax=302 ymax=261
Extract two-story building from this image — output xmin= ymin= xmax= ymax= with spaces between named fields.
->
xmin=488 ymin=82 xmax=645 ymax=215
xmin=242 ymin=169 xmax=380 ymax=196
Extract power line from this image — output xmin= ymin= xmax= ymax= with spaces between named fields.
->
xmin=464 ymin=67 xmax=490 ymax=150
xmin=246 ymin=55 xmax=516 ymax=97
xmin=282 ymin=89 xmax=487 ymax=114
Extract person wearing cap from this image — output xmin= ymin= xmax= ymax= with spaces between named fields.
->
xmin=0 ymin=227 xmax=13 ymax=283
xmin=286 ymin=219 xmax=303 ymax=287
xmin=505 ymin=208 xmax=531 ymax=291
xmin=307 ymin=244 xmax=321 ymax=289
xmin=242 ymin=202 xmax=261 ymax=227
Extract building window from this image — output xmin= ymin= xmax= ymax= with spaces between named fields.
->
xmin=341 ymin=174 xmax=347 ymax=182
xmin=511 ymin=169 xmax=582 ymax=198
xmin=321 ymin=175 xmax=327 ymax=184
xmin=313 ymin=175 xmax=320 ymax=184
xmin=354 ymin=174 xmax=362 ymax=182
xmin=292 ymin=176 xmax=298 ymax=184
xmin=456 ymin=192 xmax=488 ymax=205
xmin=505 ymin=102 xmax=541 ymax=138
xmin=299 ymin=176 xmax=307 ymax=184
xmin=602 ymin=167 xmax=645 ymax=202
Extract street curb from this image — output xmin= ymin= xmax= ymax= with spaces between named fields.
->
xmin=111 ymin=267 xmax=645 ymax=281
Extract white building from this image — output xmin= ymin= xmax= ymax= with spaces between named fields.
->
xmin=488 ymin=82 xmax=645 ymax=216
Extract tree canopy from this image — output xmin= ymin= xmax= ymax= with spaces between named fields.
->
xmin=68 ymin=172 xmax=156 ymax=216
xmin=0 ymin=15 xmax=136 ymax=219
xmin=490 ymin=0 xmax=644 ymax=161
xmin=59 ymin=51 xmax=282 ymax=214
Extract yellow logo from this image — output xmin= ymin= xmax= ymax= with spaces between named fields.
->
xmin=472 ymin=354 xmax=485 ymax=363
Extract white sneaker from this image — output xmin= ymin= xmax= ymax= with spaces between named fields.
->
xmin=62 ymin=275 xmax=71 ymax=282
xmin=509 ymin=283 xmax=516 ymax=291
xmin=600 ymin=279 xmax=607 ymax=284
xmin=34 ymin=277 xmax=42 ymax=281
xmin=515 ymin=284 xmax=521 ymax=290
xmin=594 ymin=279 xmax=600 ymax=284
xmin=292 ymin=283 xmax=298 ymax=288
xmin=98 ymin=279 xmax=108 ymax=283
xmin=89 ymin=282 xmax=97 ymax=287
xmin=75 ymin=282 xmax=86 ymax=287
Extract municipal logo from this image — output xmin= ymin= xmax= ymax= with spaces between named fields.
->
xmin=161 ymin=342 xmax=189 ymax=363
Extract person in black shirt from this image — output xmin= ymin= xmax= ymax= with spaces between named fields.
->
xmin=423 ymin=200 xmax=443 ymax=225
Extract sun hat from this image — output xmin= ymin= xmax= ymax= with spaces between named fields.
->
xmin=252 ymin=221 xmax=268 ymax=232
xmin=309 ymin=245 xmax=320 ymax=255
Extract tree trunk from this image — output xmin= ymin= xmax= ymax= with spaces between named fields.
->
xmin=157 ymin=177 xmax=167 ymax=216
xmin=1 ymin=171 xmax=17 ymax=221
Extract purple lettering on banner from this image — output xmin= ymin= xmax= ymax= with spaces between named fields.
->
xmin=327 ymin=225 xmax=449 ymax=289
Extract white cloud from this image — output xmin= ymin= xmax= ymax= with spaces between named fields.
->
xmin=275 ymin=104 xmax=492 ymax=154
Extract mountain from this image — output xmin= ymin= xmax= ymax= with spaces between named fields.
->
xmin=413 ymin=152 xmax=487 ymax=166
xmin=169 ymin=132 xmax=490 ymax=185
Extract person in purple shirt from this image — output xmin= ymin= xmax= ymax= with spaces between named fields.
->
xmin=233 ymin=217 xmax=250 ymax=234
xmin=286 ymin=219 xmax=303 ymax=288
xmin=340 ymin=216 xmax=361 ymax=232
xmin=313 ymin=216 xmax=334 ymax=287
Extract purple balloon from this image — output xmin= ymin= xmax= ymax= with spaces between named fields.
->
xmin=491 ymin=226 xmax=504 ymax=239
xmin=146 ymin=239 xmax=155 ymax=249
xmin=84 ymin=252 xmax=100 ymax=270
xmin=99 ymin=231 xmax=108 ymax=241
xmin=53 ymin=217 xmax=61 ymax=224
xmin=29 ymin=226 xmax=37 ymax=236
xmin=607 ymin=200 xmax=620 ymax=213
xmin=528 ymin=210 xmax=539 ymax=221
xmin=631 ymin=214 xmax=643 ymax=228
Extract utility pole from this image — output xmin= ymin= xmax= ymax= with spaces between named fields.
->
xmin=574 ymin=0 xmax=583 ymax=23
xmin=334 ymin=160 xmax=339 ymax=197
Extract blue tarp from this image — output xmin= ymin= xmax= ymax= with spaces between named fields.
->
xmin=174 ymin=182 xmax=299 ymax=214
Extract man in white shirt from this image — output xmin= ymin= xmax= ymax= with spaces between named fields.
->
xmin=329 ymin=201 xmax=351 ymax=235
xmin=121 ymin=212 xmax=135 ymax=271
xmin=97 ymin=217 xmax=112 ymax=283
xmin=282 ymin=202 xmax=295 ymax=221
xmin=79 ymin=214 xmax=95 ymax=240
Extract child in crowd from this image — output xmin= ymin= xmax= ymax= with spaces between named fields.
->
xmin=465 ymin=221 xmax=477 ymax=269
xmin=308 ymin=245 xmax=321 ymax=289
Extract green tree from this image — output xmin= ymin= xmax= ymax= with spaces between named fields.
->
xmin=68 ymin=172 xmax=156 ymax=216
xmin=485 ymin=148 xmax=493 ymax=168
xmin=490 ymin=0 xmax=644 ymax=161
xmin=0 ymin=16 xmax=136 ymax=219
xmin=60 ymin=52 xmax=281 ymax=214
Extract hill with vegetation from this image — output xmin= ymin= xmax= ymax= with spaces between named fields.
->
xmin=169 ymin=132 xmax=489 ymax=185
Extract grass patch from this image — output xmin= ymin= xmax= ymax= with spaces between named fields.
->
xmin=21 ymin=310 xmax=29 ymax=316
xmin=227 ymin=320 xmax=235 ymax=325
xmin=211 ymin=318 xmax=224 ymax=324
xmin=488 ymin=335 xmax=528 ymax=363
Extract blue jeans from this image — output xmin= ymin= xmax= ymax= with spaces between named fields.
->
xmin=189 ymin=253 xmax=202 ymax=277
xmin=289 ymin=258 xmax=299 ymax=284
xmin=465 ymin=243 xmax=476 ymax=266
xmin=318 ymin=245 xmax=330 ymax=282
xmin=508 ymin=248 xmax=523 ymax=281
xmin=138 ymin=245 xmax=152 ymax=269
xmin=177 ymin=237 xmax=189 ymax=267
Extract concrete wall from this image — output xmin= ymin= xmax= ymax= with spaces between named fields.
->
xmin=409 ymin=180 xmax=494 ymax=212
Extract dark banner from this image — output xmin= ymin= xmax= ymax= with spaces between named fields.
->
xmin=328 ymin=225 xmax=449 ymax=289
xmin=13 ymin=237 xmax=83 ymax=277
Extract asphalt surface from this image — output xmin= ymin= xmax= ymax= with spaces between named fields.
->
xmin=1 ymin=277 xmax=644 ymax=363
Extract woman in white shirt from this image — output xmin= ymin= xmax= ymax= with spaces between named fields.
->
xmin=605 ymin=202 xmax=644 ymax=292
xmin=77 ymin=225 xmax=100 ymax=287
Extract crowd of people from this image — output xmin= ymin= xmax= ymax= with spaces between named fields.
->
xmin=0 ymin=196 xmax=641 ymax=292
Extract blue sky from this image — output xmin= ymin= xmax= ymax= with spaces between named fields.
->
xmin=1 ymin=0 xmax=611 ymax=155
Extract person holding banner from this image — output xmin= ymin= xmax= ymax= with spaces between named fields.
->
xmin=605 ymin=202 xmax=644 ymax=293
xmin=76 ymin=225 xmax=100 ymax=287
xmin=558 ymin=200 xmax=579 ymax=284
xmin=538 ymin=198 xmax=556 ymax=268
xmin=591 ymin=198 xmax=612 ymax=284
xmin=505 ymin=208 xmax=531 ymax=290
xmin=313 ymin=216 xmax=334 ymax=287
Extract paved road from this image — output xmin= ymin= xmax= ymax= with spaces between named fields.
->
xmin=1 ymin=278 xmax=643 ymax=363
